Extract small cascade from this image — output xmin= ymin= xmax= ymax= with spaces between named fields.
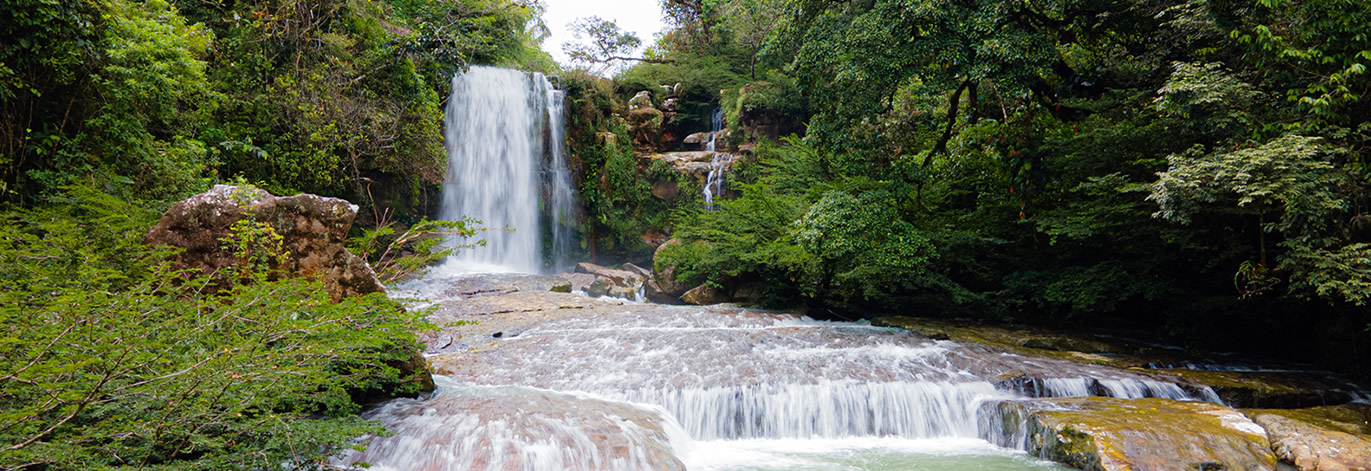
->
xmin=703 ymin=108 xmax=733 ymax=210
xmin=543 ymin=81 xmax=578 ymax=273
xmin=440 ymin=67 xmax=575 ymax=274
xmin=1002 ymin=376 xmax=1221 ymax=404
xmin=620 ymin=381 xmax=1004 ymax=441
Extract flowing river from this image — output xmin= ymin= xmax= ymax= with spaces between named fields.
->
xmin=332 ymin=273 xmax=1232 ymax=470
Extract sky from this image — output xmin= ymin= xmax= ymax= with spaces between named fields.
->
xmin=540 ymin=0 xmax=667 ymax=68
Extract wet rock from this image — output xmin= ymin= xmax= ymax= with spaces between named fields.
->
xmin=682 ymin=284 xmax=729 ymax=305
xmin=991 ymin=397 xmax=1277 ymax=471
xmin=145 ymin=184 xmax=383 ymax=302
xmin=870 ymin=316 xmax=951 ymax=340
xmin=1161 ymin=369 xmax=1356 ymax=409
xmin=682 ymin=131 xmax=713 ymax=150
xmin=1018 ymin=336 xmax=1115 ymax=354
xmin=1251 ymin=412 xmax=1371 ymax=470
xmin=423 ymin=273 xmax=575 ymax=299
xmin=555 ymin=272 xmax=599 ymax=293
xmin=576 ymin=262 xmax=646 ymax=291
xmin=587 ymin=276 xmax=612 ymax=297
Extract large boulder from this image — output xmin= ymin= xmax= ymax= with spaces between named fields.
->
xmin=145 ymin=184 xmax=384 ymax=302
xmin=650 ymin=239 xmax=690 ymax=300
xmin=575 ymin=262 xmax=646 ymax=300
xmin=1248 ymin=406 xmax=1371 ymax=471
xmin=682 ymin=284 xmax=729 ymax=305
xmin=988 ymin=397 xmax=1277 ymax=471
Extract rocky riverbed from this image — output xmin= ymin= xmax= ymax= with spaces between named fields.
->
xmin=352 ymin=271 xmax=1371 ymax=471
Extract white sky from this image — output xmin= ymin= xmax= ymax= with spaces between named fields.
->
xmin=540 ymin=0 xmax=667 ymax=68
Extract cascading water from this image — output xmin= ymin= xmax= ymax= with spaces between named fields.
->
xmin=336 ymin=290 xmax=1231 ymax=470
xmin=440 ymin=67 xmax=576 ymax=273
xmin=702 ymin=108 xmax=733 ymax=211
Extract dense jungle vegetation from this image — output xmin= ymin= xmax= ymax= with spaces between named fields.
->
xmin=2 ymin=0 xmax=1370 ymax=467
xmin=1 ymin=0 xmax=544 ymax=468
xmin=559 ymin=0 xmax=1371 ymax=378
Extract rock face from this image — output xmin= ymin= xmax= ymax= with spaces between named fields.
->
xmin=145 ymin=184 xmax=384 ymax=301
xmin=575 ymin=262 xmax=646 ymax=301
xmin=1250 ymin=408 xmax=1371 ymax=471
xmin=681 ymin=284 xmax=729 ymax=305
xmin=991 ymin=397 xmax=1277 ymax=471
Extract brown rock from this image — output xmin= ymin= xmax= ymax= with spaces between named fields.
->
xmin=554 ymin=272 xmax=599 ymax=294
xmin=990 ymin=397 xmax=1277 ymax=471
xmin=627 ymin=90 xmax=654 ymax=111
xmin=595 ymin=131 xmax=617 ymax=145
xmin=651 ymin=180 xmax=679 ymax=200
xmin=682 ymin=284 xmax=729 ymax=305
xmin=682 ymin=132 xmax=713 ymax=151
xmin=145 ymin=185 xmax=383 ymax=302
xmin=576 ymin=262 xmax=645 ymax=289
xmin=640 ymin=229 xmax=670 ymax=247
xmin=1252 ymin=412 xmax=1371 ymax=470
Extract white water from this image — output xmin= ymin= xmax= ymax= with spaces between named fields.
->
xmin=703 ymin=108 xmax=733 ymax=210
xmin=337 ymin=295 xmax=1231 ymax=470
xmin=439 ymin=67 xmax=576 ymax=273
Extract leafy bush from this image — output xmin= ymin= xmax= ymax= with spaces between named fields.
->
xmin=0 ymin=188 xmax=428 ymax=469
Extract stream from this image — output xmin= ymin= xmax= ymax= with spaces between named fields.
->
xmin=329 ymin=273 xmax=1242 ymax=470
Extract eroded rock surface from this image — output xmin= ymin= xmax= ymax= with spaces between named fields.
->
xmin=145 ymin=184 xmax=382 ymax=301
xmin=1249 ymin=406 xmax=1371 ymax=471
xmin=991 ymin=397 xmax=1276 ymax=471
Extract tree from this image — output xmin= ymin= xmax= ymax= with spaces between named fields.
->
xmin=562 ymin=16 xmax=670 ymax=74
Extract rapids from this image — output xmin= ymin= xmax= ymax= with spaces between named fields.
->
xmin=335 ymin=273 xmax=1223 ymax=470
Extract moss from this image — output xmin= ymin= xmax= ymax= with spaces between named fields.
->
xmin=1244 ymin=404 xmax=1371 ymax=438
xmin=1028 ymin=397 xmax=1276 ymax=471
xmin=1162 ymin=369 xmax=1351 ymax=408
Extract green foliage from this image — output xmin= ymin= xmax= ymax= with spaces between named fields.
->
xmin=349 ymin=217 xmax=483 ymax=283
xmin=0 ymin=187 xmax=429 ymax=469
xmin=1151 ymin=135 xmax=1348 ymax=232
xmin=793 ymin=190 xmax=937 ymax=303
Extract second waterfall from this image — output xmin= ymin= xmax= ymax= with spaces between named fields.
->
xmin=440 ymin=67 xmax=577 ymax=274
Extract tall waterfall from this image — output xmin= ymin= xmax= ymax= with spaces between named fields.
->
xmin=440 ymin=67 xmax=576 ymax=274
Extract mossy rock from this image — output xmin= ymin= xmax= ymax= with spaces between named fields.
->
xmin=1019 ymin=397 xmax=1276 ymax=471
xmin=1244 ymin=404 xmax=1371 ymax=439
xmin=1161 ymin=369 xmax=1355 ymax=409
xmin=870 ymin=316 xmax=950 ymax=340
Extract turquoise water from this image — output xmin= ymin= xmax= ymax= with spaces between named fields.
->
xmin=688 ymin=437 xmax=1073 ymax=471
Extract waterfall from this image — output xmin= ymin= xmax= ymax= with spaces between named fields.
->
xmin=440 ymin=67 xmax=576 ymax=274
xmin=703 ymin=108 xmax=733 ymax=211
